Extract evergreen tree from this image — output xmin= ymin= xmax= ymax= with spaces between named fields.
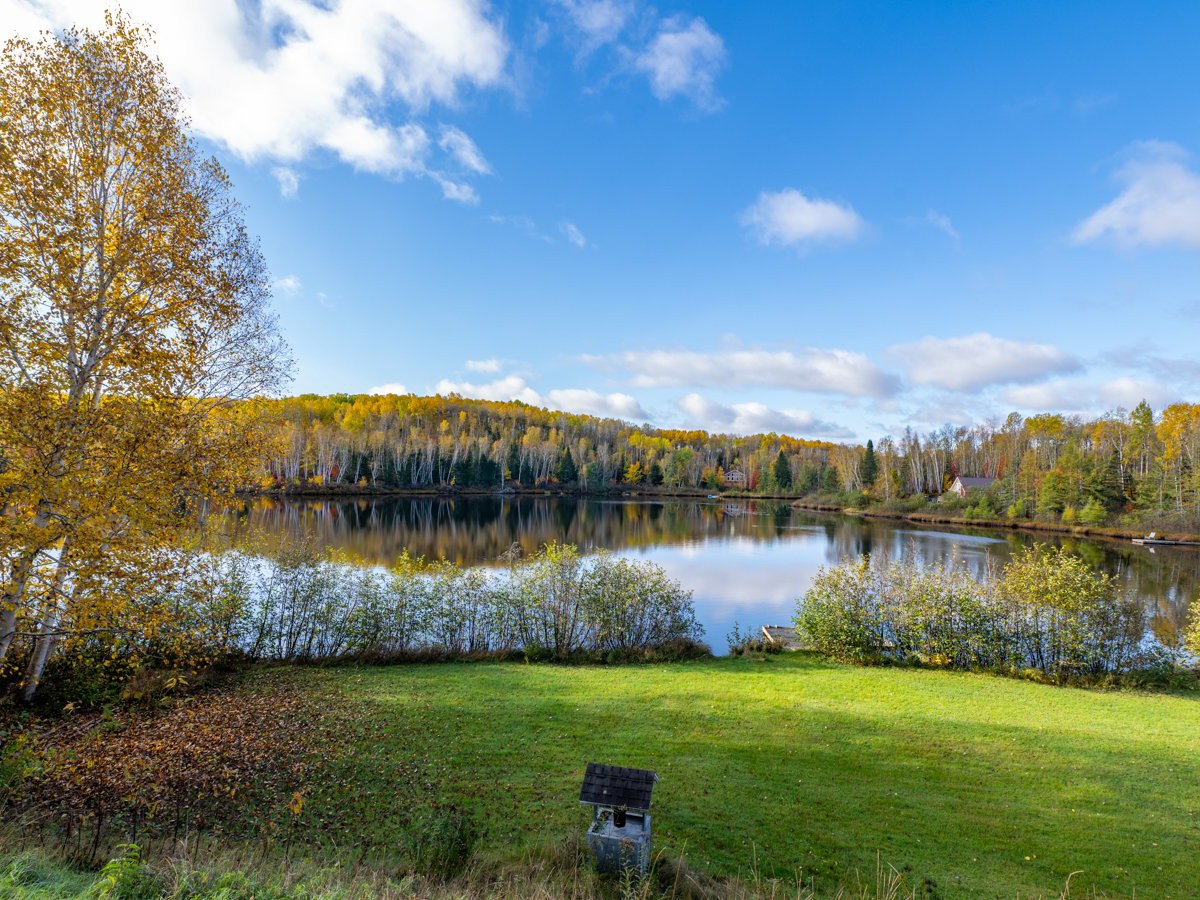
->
xmin=1085 ymin=454 xmax=1124 ymax=511
xmin=860 ymin=440 xmax=879 ymax=488
xmin=452 ymin=453 xmax=471 ymax=486
xmin=772 ymin=450 xmax=793 ymax=492
xmin=504 ymin=442 xmax=520 ymax=484
xmin=797 ymin=463 xmax=819 ymax=494
xmin=583 ymin=462 xmax=608 ymax=490
xmin=554 ymin=446 xmax=578 ymax=484
xmin=1037 ymin=469 xmax=1073 ymax=516
xmin=1134 ymin=464 xmax=1166 ymax=512
xmin=649 ymin=461 xmax=664 ymax=485
xmin=820 ymin=466 xmax=840 ymax=494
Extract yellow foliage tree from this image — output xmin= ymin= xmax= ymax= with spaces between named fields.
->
xmin=0 ymin=16 xmax=290 ymax=698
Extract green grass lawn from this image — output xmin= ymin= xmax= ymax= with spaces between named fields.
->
xmin=300 ymin=653 xmax=1200 ymax=898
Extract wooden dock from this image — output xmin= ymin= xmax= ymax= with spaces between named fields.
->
xmin=761 ymin=625 xmax=804 ymax=650
xmin=1132 ymin=538 xmax=1200 ymax=547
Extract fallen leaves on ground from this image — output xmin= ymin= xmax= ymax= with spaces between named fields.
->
xmin=6 ymin=669 xmax=353 ymax=841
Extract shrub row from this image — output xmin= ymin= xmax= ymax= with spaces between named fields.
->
xmin=194 ymin=541 xmax=704 ymax=664
xmin=795 ymin=546 xmax=1166 ymax=681
xmin=5 ymin=541 xmax=707 ymax=704
xmin=211 ymin=542 xmax=700 ymax=662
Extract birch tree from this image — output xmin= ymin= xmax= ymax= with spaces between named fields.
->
xmin=0 ymin=16 xmax=290 ymax=698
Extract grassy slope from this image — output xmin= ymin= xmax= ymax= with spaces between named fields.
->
xmin=309 ymin=654 xmax=1200 ymax=899
xmin=0 ymin=855 xmax=95 ymax=899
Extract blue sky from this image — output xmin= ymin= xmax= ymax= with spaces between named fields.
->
xmin=6 ymin=1 xmax=1200 ymax=441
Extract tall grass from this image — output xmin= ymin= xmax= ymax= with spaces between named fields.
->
xmin=0 ymin=832 xmax=931 ymax=900
xmin=1 ymin=833 xmax=1113 ymax=899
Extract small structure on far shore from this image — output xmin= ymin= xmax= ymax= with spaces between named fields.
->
xmin=723 ymin=467 xmax=747 ymax=486
xmin=579 ymin=762 xmax=656 ymax=875
xmin=945 ymin=475 xmax=996 ymax=499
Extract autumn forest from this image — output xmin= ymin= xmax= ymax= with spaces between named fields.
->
xmin=256 ymin=392 xmax=1200 ymax=529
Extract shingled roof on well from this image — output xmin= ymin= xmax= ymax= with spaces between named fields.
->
xmin=579 ymin=762 xmax=656 ymax=811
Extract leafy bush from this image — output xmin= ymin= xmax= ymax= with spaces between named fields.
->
xmin=88 ymin=844 xmax=161 ymax=899
xmin=936 ymin=494 xmax=965 ymax=512
xmin=795 ymin=558 xmax=887 ymax=660
xmin=1006 ymin=499 xmax=1029 ymax=520
xmin=1079 ymin=498 xmax=1108 ymax=526
xmin=961 ymin=490 xmax=1001 ymax=520
xmin=641 ymin=636 xmax=712 ymax=661
xmin=884 ymin=559 xmax=1006 ymax=668
xmin=725 ymin=622 xmax=782 ymax=656
xmin=795 ymin=546 xmax=1153 ymax=681
xmin=999 ymin=547 xmax=1144 ymax=677
xmin=201 ymin=541 xmax=702 ymax=666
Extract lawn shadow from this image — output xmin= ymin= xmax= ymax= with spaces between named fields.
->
xmin=318 ymin=658 xmax=1200 ymax=897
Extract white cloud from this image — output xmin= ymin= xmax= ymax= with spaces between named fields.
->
xmin=546 ymin=389 xmax=647 ymax=420
xmin=435 ymin=375 xmax=542 ymax=405
xmin=1002 ymin=377 xmax=1178 ymax=412
xmin=1073 ymin=141 xmax=1200 ymax=248
xmin=272 ymin=274 xmax=302 ymax=296
xmin=368 ymin=383 xmax=408 ymax=396
xmin=431 ymin=173 xmax=481 ymax=205
xmin=582 ymin=347 xmax=898 ymax=397
xmin=554 ymin=0 xmax=633 ymax=48
xmin=634 ymin=15 xmax=726 ymax=111
xmin=562 ymin=221 xmax=588 ymax=248
xmin=272 ymin=166 xmax=300 ymax=198
xmin=889 ymin=333 xmax=1079 ymax=392
xmin=551 ymin=3 xmax=729 ymax=113
xmin=924 ymin=209 xmax=960 ymax=241
xmin=741 ymin=189 xmax=865 ymax=248
xmin=3 ymin=1 xmax=506 ymax=198
xmin=465 ymin=358 xmax=504 ymax=373
xmin=438 ymin=125 xmax=491 ymax=175
xmin=677 ymin=394 xmax=852 ymax=439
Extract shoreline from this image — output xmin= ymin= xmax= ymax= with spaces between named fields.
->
xmin=788 ymin=501 xmax=1200 ymax=546
xmin=241 ymin=486 xmax=1200 ymax=546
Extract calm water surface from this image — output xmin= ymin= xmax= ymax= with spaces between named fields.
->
xmin=226 ymin=496 xmax=1199 ymax=653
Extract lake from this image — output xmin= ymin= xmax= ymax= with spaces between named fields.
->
xmin=226 ymin=495 xmax=1199 ymax=653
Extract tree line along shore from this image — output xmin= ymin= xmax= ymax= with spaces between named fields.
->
xmin=247 ymin=392 xmax=1200 ymax=544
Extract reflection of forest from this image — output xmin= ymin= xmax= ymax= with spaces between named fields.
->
xmin=227 ymin=497 xmax=813 ymax=565
xmin=226 ymin=497 xmax=1198 ymax=641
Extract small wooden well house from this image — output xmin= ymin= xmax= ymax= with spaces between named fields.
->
xmin=579 ymin=762 xmax=657 ymax=874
